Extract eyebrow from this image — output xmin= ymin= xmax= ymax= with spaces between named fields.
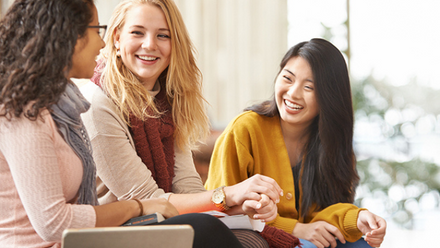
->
xmin=283 ymin=69 xmax=314 ymax=83
xmin=284 ymin=69 xmax=294 ymax=76
xmin=129 ymin=25 xmax=170 ymax=32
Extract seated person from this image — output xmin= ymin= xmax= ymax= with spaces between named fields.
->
xmin=205 ymin=38 xmax=387 ymax=248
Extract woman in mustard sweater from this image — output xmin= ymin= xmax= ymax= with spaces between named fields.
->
xmin=205 ymin=38 xmax=387 ymax=248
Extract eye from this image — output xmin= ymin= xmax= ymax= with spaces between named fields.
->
xmin=283 ymin=75 xmax=292 ymax=82
xmin=305 ymin=85 xmax=314 ymax=90
xmin=130 ymin=31 xmax=143 ymax=35
xmin=158 ymin=34 xmax=171 ymax=39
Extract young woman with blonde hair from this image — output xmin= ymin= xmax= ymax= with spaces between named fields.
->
xmin=79 ymin=0 xmax=295 ymax=247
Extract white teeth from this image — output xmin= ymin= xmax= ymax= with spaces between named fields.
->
xmin=284 ymin=100 xmax=303 ymax=110
xmin=138 ymin=55 xmax=157 ymax=61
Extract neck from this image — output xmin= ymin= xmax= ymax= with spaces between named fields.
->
xmin=142 ymin=78 xmax=159 ymax=91
xmin=280 ymin=119 xmax=310 ymax=143
xmin=280 ymin=119 xmax=310 ymax=166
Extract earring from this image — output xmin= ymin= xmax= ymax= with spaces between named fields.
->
xmin=116 ymin=49 xmax=121 ymax=57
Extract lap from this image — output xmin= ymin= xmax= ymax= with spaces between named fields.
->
xmin=299 ymin=238 xmax=372 ymax=248
xmin=159 ymin=213 xmax=244 ymax=248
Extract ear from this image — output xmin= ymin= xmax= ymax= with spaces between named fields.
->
xmin=114 ymin=28 xmax=121 ymax=49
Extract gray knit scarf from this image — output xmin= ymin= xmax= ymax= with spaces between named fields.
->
xmin=50 ymin=82 xmax=98 ymax=205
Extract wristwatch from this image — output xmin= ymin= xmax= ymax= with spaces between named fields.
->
xmin=211 ymin=186 xmax=230 ymax=211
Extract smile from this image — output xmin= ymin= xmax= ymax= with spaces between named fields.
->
xmin=137 ymin=55 xmax=158 ymax=61
xmin=284 ymin=100 xmax=303 ymax=110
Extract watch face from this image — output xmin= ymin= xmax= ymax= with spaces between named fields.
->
xmin=213 ymin=190 xmax=224 ymax=204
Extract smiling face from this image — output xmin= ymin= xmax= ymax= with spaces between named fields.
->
xmin=275 ymin=56 xmax=319 ymax=130
xmin=114 ymin=3 xmax=171 ymax=90
xmin=69 ymin=5 xmax=105 ymax=79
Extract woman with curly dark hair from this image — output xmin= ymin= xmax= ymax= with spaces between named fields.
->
xmin=0 ymin=0 xmax=183 ymax=247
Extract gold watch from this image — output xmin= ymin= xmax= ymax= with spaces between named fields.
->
xmin=211 ymin=186 xmax=230 ymax=211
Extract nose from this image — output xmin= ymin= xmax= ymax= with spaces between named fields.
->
xmin=100 ymin=38 xmax=105 ymax=49
xmin=287 ymin=83 xmax=302 ymax=99
xmin=142 ymin=35 xmax=157 ymax=51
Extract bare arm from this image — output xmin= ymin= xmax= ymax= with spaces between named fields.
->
xmin=93 ymin=198 xmax=179 ymax=227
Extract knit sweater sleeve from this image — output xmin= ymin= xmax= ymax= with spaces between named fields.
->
xmin=79 ymin=82 xmax=167 ymax=203
xmin=0 ymin=111 xmax=95 ymax=243
xmin=172 ymin=144 xmax=206 ymax=194
xmin=309 ymin=203 xmax=366 ymax=242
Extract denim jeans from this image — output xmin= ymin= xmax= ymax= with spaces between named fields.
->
xmin=298 ymin=237 xmax=372 ymax=248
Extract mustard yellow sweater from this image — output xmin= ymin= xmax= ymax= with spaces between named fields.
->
xmin=205 ymin=111 xmax=364 ymax=242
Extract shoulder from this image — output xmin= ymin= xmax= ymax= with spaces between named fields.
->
xmin=75 ymin=79 xmax=110 ymax=106
xmin=75 ymin=80 xmax=127 ymax=137
xmin=75 ymin=79 xmax=120 ymax=119
xmin=225 ymin=111 xmax=278 ymax=133
xmin=0 ymin=107 xmax=57 ymax=138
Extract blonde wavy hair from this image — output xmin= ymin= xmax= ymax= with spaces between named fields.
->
xmin=99 ymin=0 xmax=209 ymax=150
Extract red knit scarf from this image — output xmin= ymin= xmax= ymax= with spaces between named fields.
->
xmin=260 ymin=225 xmax=301 ymax=248
xmin=128 ymin=86 xmax=175 ymax=193
xmin=91 ymin=63 xmax=175 ymax=192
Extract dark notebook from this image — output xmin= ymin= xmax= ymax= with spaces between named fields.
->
xmin=122 ymin=212 xmax=165 ymax=226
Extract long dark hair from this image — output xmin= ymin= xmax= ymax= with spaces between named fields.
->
xmin=246 ymin=38 xmax=359 ymax=218
xmin=0 ymin=0 xmax=94 ymax=120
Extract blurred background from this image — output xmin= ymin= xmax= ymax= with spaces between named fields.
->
xmin=2 ymin=0 xmax=439 ymax=246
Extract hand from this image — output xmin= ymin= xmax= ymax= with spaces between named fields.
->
xmin=140 ymin=198 xmax=179 ymax=219
xmin=224 ymin=174 xmax=283 ymax=207
xmin=242 ymin=194 xmax=278 ymax=222
xmin=292 ymin=221 xmax=346 ymax=248
xmin=357 ymin=210 xmax=387 ymax=247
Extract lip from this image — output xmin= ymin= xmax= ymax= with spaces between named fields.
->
xmin=283 ymin=99 xmax=304 ymax=114
xmin=136 ymin=55 xmax=159 ymax=65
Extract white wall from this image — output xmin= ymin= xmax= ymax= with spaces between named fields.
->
xmin=174 ymin=0 xmax=288 ymax=127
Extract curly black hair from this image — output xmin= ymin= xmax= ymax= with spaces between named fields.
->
xmin=0 ymin=0 xmax=94 ymax=120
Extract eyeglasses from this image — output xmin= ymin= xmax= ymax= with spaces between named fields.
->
xmin=88 ymin=25 xmax=107 ymax=39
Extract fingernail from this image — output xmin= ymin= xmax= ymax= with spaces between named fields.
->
xmin=256 ymin=203 xmax=262 ymax=209
xmin=276 ymin=199 xmax=280 ymax=203
xmin=280 ymin=191 xmax=284 ymax=196
xmin=253 ymin=215 xmax=258 ymax=219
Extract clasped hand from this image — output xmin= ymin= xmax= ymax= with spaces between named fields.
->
xmin=223 ymin=174 xmax=283 ymax=222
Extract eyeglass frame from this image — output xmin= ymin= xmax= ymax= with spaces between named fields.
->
xmin=88 ymin=25 xmax=107 ymax=39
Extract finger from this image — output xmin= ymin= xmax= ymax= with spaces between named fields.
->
xmin=319 ymin=232 xmax=336 ymax=248
xmin=256 ymin=174 xmax=283 ymax=195
xmin=367 ymin=239 xmax=383 ymax=248
xmin=258 ymin=194 xmax=271 ymax=208
xmin=367 ymin=215 xmax=379 ymax=230
xmin=254 ymin=200 xmax=275 ymax=215
xmin=253 ymin=183 xmax=281 ymax=204
xmin=247 ymin=174 xmax=281 ymax=202
xmin=311 ymin=239 xmax=326 ymax=248
xmin=325 ymin=224 xmax=345 ymax=244
xmin=246 ymin=191 xmax=263 ymax=202
xmin=370 ymin=227 xmax=386 ymax=237
xmin=376 ymin=217 xmax=387 ymax=231
xmin=254 ymin=208 xmax=277 ymax=222
xmin=366 ymin=232 xmax=386 ymax=242
xmin=253 ymin=202 xmax=277 ymax=222
xmin=312 ymin=236 xmax=330 ymax=248
xmin=360 ymin=211 xmax=379 ymax=230
xmin=242 ymin=200 xmax=260 ymax=213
